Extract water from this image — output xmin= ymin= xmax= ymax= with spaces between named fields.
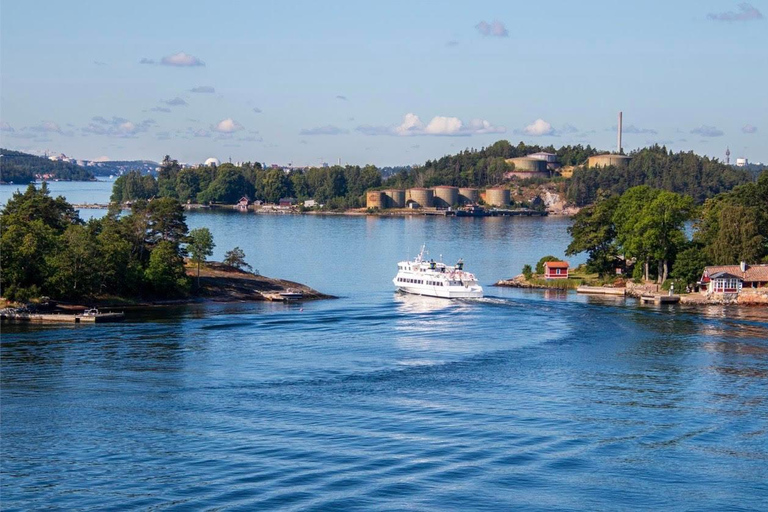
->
xmin=2 ymin=181 xmax=767 ymax=510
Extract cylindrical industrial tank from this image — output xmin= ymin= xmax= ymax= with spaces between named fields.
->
xmin=485 ymin=187 xmax=510 ymax=207
xmin=458 ymin=187 xmax=479 ymax=204
xmin=587 ymin=154 xmax=632 ymax=168
xmin=366 ymin=191 xmax=384 ymax=209
xmin=406 ymin=188 xmax=433 ymax=208
xmin=506 ymin=157 xmax=548 ymax=172
xmin=384 ymin=189 xmax=405 ymax=208
xmin=432 ymin=186 xmax=459 ymax=208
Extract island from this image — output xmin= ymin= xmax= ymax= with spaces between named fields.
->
xmin=0 ymin=183 xmax=330 ymax=321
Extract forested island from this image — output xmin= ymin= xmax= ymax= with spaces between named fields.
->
xmin=0 ymin=148 xmax=95 ymax=183
xmin=504 ymin=169 xmax=768 ymax=298
xmin=108 ymin=143 xmax=753 ymax=212
xmin=0 ymin=183 xmax=326 ymax=304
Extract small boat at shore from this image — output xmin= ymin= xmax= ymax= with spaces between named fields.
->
xmin=393 ymin=246 xmax=483 ymax=299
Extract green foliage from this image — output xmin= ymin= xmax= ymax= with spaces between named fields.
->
xmin=144 ymin=240 xmax=189 ymax=297
xmin=1 ymin=184 xmax=192 ymax=301
xmin=111 ymin=170 xmax=158 ymax=202
xmin=522 ymin=264 xmax=533 ymax=279
xmin=566 ymin=194 xmax=619 ymax=277
xmin=671 ymin=245 xmax=708 ymax=287
xmin=0 ymin=148 xmax=94 ymax=183
xmin=188 ymin=228 xmax=215 ymax=286
xmin=535 ymin=255 xmax=561 ymax=274
xmin=224 ymin=247 xmax=254 ymax=273
xmin=567 ymin=145 xmax=751 ymax=206
xmin=695 ymin=171 xmax=768 ymax=264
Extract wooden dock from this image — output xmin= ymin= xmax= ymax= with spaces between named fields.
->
xmin=640 ymin=294 xmax=681 ymax=304
xmin=1 ymin=311 xmax=125 ymax=324
xmin=576 ymin=286 xmax=626 ymax=296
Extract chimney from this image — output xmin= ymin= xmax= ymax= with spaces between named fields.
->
xmin=740 ymin=261 xmax=747 ymax=273
xmin=617 ymin=111 xmax=623 ymax=154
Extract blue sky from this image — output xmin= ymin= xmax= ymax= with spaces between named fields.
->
xmin=1 ymin=0 xmax=766 ymax=166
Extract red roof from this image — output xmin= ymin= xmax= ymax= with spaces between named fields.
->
xmin=703 ymin=264 xmax=768 ymax=283
xmin=544 ymin=261 xmax=569 ymax=269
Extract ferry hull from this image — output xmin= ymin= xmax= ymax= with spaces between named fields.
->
xmin=394 ymin=283 xmax=483 ymax=299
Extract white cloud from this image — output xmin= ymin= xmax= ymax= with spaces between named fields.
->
xmin=213 ymin=118 xmax=243 ymax=133
xmin=358 ymin=113 xmax=505 ymax=137
xmin=150 ymin=107 xmax=172 ymax=113
xmin=476 ymin=20 xmax=508 ymax=37
xmin=82 ymin=116 xmax=154 ymax=138
xmin=190 ymin=86 xmax=215 ymax=93
xmin=139 ymin=58 xmax=155 ymax=65
xmin=708 ymin=3 xmax=763 ymax=21
xmin=1 ymin=121 xmax=14 ymax=132
xmin=523 ymin=119 xmax=554 ymax=136
xmin=394 ymin=113 xmax=426 ymax=135
xmin=160 ymin=52 xmax=205 ymax=67
xmin=742 ymin=124 xmax=758 ymax=134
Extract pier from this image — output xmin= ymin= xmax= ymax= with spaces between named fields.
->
xmin=1 ymin=311 xmax=125 ymax=324
xmin=639 ymin=294 xmax=681 ymax=304
xmin=576 ymin=286 xmax=626 ymax=296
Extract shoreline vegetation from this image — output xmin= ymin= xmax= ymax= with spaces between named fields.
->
xmin=105 ymin=144 xmax=757 ymax=218
xmin=0 ymin=183 xmax=329 ymax=310
xmin=501 ymin=170 xmax=768 ymax=307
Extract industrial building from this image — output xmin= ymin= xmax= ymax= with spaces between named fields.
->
xmin=459 ymin=187 xmax=479 ymax=204
xmin=384 ymin=189 xmax=405 ymax=208
xmin=505 ymin=157 xmax=550 ymax=179
xmin=406 ymin=188 xmax=434 ymax=208
xmin=433 ymin=186 xmax=459 ymax=208
xmin=587 ymin=154 xmax=632 ymax=168
xmin=484 ymin=187 xmax=510 ymax=207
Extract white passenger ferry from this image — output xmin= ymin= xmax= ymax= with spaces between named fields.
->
xmin=393 ymin=246 xmax=483 ymax=299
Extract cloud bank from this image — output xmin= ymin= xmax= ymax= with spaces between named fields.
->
xmin=140 ymin=52 xmax=205 ymax=67
xmin=475 ymin=20 xmax=508 ymax=37
xmin=356 ymin=113 xmax=505 ymax=137
xmin=708 ymin=3 xmax=763 ymax=21
xmin=83 ymin=116 xmax=155 ymax=138
xmin=299 ymin=125 xmax=349 ymax=136
xmin=190 ymin=86 xmax=215 ymax=93
xmin=742 ymin=124 xmax=758 ymax=133
xmin=690 ymin=125 xmax=724 ymax=137
xmin=163 ymin=97 xmax=188 ymax=106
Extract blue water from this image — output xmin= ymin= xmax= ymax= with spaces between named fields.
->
xmin=2 ymin=181 xmax=767 ymax=510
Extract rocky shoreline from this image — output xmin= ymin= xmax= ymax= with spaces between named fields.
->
xmin=495 ymin=275 xmax=768 ymax=306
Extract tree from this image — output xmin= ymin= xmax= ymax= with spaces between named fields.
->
xmin=522 ymin=264 xmax=533 ymax=280
xmin=146 ymin=198 xmax=189 ymax=245
xmin=144 ymin=240 xmax=189 ymax=297
xmin=187 ymin=228 xmax=215 ymax=286
xmin=566 ymin=194 xmax=619 ymax=277
xmin=671 ymin=245 xmax=708 ymax=289
xmin=46 ymin=224 xmax=100 ymax=299
xmin=536 ymin=255 xmax=561 ymax=275
xmin=223 ymin=247 xmax=254 ymax=273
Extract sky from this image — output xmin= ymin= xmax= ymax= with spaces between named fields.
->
xmin=1 ymin=0 xmax=766 ymax=166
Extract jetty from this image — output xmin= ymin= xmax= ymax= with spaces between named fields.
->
xmin=576 ymin=286 xmax=626 ymax=296
xmin=1 ymin=310 xmax=125 ymax=324
xmin=639 ymin=294 xmax=681 ymax=304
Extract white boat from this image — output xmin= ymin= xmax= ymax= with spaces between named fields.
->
xmin=393 ymin=246 xmax=483 ymax=299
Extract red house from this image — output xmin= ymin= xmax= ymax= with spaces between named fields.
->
xmin=544 ymin=261 xmax=569 ymax=279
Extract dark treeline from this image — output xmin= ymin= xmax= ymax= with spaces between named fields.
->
xmin=383 ymin=140 xmax=600 ymax=189
xmin=112 ymin=156 xmax=382 ymax=209
xmin=567 ymin=145 xmax=751 ymax=206
xmin=0 ymin=148 xmax=95 ymax=183
xmin=566 ymin=170 xmax=768 ymax=287
xmin=1 ymin=183 xmax=192 ymax=301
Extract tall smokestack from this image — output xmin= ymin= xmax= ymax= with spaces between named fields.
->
xmin=618 ymin=111 xmax=623 ymax=154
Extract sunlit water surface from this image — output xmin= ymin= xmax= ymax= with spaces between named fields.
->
xmin=2 ymin=181 xmax=767 ymax=510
